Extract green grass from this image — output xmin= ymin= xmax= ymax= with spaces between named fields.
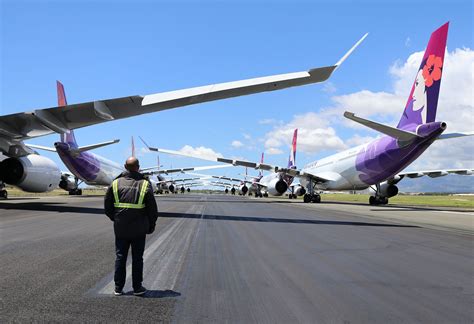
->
xmin=5 ymin=187 xmax=106 ymax=197
xmin=319 ymin=193 xmax=474 ymax=208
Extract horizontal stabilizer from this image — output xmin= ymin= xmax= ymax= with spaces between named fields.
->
xmin=73 ymin=139 xmax=120 ymax=153
xmin=394 ymin=168 xmax=473 ymax=182
xmin=25 ymin=143 xmax=57 ymax=152
xmin=436 ymin=132 xmax=474 ymax=140
xmin=344 ymin=111 xmax=419 ymax=142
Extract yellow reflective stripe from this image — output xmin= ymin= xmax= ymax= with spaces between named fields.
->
xmin=137 ymin=181 xmax=149 ymax=206
xmin=112 ymin=179 xmax=120 ymax=204
xmin=112 ymin=179 xmax=148 ymax=209
xmin=114 ymin=202 xmax=145 ymax=209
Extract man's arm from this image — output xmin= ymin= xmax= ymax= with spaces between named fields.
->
xmin=145 ymin=182 xmax=158 ymax=230
xmin=104 ymin=186 xmax=115 ymax=221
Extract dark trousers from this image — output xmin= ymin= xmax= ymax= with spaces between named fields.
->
xmin=114 ymin=236 xmax=146 ymax=291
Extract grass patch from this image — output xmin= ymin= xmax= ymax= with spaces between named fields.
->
xmin=5 ymin=187 xmax=106 ymax=197
xmin=319 ymin=193 xmax=474 ymax=208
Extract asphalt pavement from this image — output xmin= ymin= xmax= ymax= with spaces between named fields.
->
xmin=1 ymin=194 xmax=472 ymax=323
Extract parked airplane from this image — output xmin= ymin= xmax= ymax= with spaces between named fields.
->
xmin=138 ymin=23 xmax=473 ymax=205
xmin=142 ymin=129 xmax=306 ymax=198
xmin=0 ymin=33 xmax=366 ymax=198
xmin=22 ymin=83 xmax=231 ymax=196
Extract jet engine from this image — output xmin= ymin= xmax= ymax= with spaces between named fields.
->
xmin=267 ymin=178 xmax=288 ymax=196
xmin=0 ymin=154 xmax=61 ymax=192
xmin=239 ymin=184 xmax=248 ymax=195
xmin=59 ymin=173 xmax=77 ymax=191
xmin=294 ymin=185 xmax=306 ymax=196
xmin=369 ymin=182 xmax=399 ymax=198
xmin=168 ymin=184 xmax=175 ymax=193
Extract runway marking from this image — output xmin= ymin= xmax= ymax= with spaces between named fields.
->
xmin=90 ymin=203 xmax=205 ymax=296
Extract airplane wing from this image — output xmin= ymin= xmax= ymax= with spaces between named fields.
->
xmin=2 ymin=34 xmax=368 ymax=157
xmin=144 ymin=164 xmax=232 ymax=176
xmin=389 ymin=168 xmax=474 ymax=184
xmin=141 ymin=142 xmax=336 ymax=183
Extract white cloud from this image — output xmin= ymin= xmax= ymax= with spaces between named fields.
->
xmin=177 ymin=145 xmax=223 ymax=160
xmin=263 ymin=112 xmax=347 ymax=154
xmin=231 ymin=140 xmax=244 ymax=148
xmin=242 ymin=133 xmax=252 ymax=140
xmin=266 ymin=147 xmax=283 ymax=155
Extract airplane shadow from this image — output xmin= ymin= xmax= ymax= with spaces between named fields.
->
xmin=158 ymin=212 xmax=419 ymax=228
xmin=122 ymin=289 xmax=181 ymax=299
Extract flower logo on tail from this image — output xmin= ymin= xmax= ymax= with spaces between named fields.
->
xmin=422 ymin=54 xmax=443 ymax=87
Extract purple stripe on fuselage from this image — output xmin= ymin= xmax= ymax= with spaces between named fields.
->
xmin=55 ymin=142 xmax=101 ymax=182
xmin=355 ymin=122 xmax=445 ymax=185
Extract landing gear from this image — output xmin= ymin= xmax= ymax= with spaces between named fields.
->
xmin=288 ymin=194 xmax=297 ymax=199
xmin=69 ymin=188 xmax=83 ymax=195
xmin=303 ymin=178 xmax=321 ymax=203
xmin=263 ymin=193 xmax=268 ymax=198
xmin=369 ymin=196 xmax=388 ymax=205
xmin=303 ymin=193 xmax=320 ymax=203
xmin=369 ymin=183 xmax=389 ymax=205
xmin=0 ymin=189 xmax=7 ymax=199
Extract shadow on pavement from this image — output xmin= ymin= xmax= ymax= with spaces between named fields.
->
xmin=158 ymin=212 xmax=419 ymax=228
xmin=123 ymin=289 xmax=181 ymax=298
xmin=0 ymin=202 xmax=103 ymax=214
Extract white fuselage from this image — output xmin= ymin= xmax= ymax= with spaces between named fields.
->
xmin=300 ymin=144 xmax=367 ymax=191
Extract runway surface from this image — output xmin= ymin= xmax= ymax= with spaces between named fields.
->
xmin=1 ymin=194 xmax=473 ymax=323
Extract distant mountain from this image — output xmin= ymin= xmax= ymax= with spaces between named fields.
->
xmin=398 ymin=175 xmax=474 ymax=193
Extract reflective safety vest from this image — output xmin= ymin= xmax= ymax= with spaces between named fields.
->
xmin=112 ymin=179 xmax=149 ymax=209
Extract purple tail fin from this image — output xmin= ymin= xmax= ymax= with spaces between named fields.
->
xmin=57 ymin=81 xmax=78 ymax=147
xmin=287 ymin=129 xmax=298 ymax=169
xmin=397 ymin=22 xmax=449 ymax=130
xmin=258 ymin=152 xmax=264 ymax=177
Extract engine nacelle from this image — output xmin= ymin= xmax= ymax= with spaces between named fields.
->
xmin=294 ymin=185 xmax=306 ymax=196
xmin=267 ymin=178 xmax=288 ymax=196
xmin=369 ymin=182 xmax=399 ymax=198
xmin=0 ymin=155 xmax=61 ymax=192
xmin=240 ymin=184 xmax=248 ymax=195
xmin=59 ymin=173 xmax=76 ymax=191
xmin=168 ymin=184 xmax=175 ymax=193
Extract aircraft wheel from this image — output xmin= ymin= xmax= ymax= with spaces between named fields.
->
xmin=289 ymin=194 xmax=293 ymax=199
xmin=382 ymin=197 xmax=388 ymax=205
xmin=369 ymin=196 xmax=377 ymax=205
xmin=303 ymin=194 xmax=311 ymax=203
xmin=312 ymin=195 xmax=321 ymax=203
xmin=0 ymin=190 xmax=7 ymax=199
xmin=263 ymin=193 xmax=268 ymax=198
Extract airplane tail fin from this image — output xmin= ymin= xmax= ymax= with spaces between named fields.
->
xmin=131 ymin=136 xmax=135 ymax=157
xmin=397 ymin=22 xmax=449 ymax=130
xmin=287 ymin=129 xmax=298 ymax=169
xmin=57 ymin=81 xmax=78 ymax=146
xmin=258 ymin=152 xmax=264 ymax=177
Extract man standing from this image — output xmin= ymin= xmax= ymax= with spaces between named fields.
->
xmin=105 ymin=157 xmax=158 ymax=296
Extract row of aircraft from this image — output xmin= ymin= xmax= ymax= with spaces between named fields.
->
xmin=140 ymin=23 xmax=473 ymax=204
xmin=0 ymin=22 xmax=472 ymax=204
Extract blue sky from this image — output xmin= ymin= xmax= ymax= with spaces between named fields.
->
xmin=1 ymin=0 xmax=473 ymax=192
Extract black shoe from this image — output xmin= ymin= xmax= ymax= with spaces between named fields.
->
xmin=133 ymin=286 xmax=147 ymax=296
xmin=114 ymin=288 xmax=123 ymax=296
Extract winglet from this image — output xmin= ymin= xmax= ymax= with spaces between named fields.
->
xmin=335 ymin=33 xmax=368 ymax=68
